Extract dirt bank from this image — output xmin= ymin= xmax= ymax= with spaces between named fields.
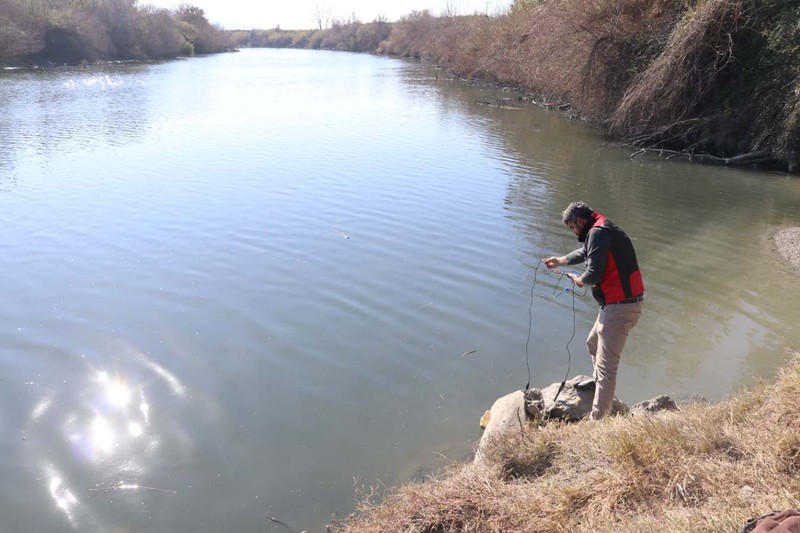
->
xmin=775 ymin=227 xmax=800 ymax=272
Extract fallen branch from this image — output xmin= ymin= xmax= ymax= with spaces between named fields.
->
xmin=629 ymin=147 xmax=774 ymax=166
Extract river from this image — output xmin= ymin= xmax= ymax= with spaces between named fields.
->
xmin=1 ymin=48 xmax=799 ymax=532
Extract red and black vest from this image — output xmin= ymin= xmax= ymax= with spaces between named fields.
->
xmin=581 ymin=212 xmax=644 ymax=306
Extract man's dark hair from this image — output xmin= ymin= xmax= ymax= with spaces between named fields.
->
xmin=562 ymin=201 xmax=594 ymax=225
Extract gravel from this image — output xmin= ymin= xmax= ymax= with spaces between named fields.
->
xmin=774 ymin=227 xmax=800 ymax=272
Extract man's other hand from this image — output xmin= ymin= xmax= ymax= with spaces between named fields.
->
xmin=544 ymin=256 xmax=566 ymax=269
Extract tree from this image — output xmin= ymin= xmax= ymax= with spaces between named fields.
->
xmin=311 ymin=3 xmax=331 ymax=30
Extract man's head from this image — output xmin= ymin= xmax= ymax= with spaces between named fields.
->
xmin=561 ymin=201 xmax=594 ymax=236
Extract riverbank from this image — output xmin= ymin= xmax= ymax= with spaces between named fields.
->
xmin=234 ymin=0 xmax=800 ymax=174
xmin=775 ymin=228 xmax=800 ymax=272
xmin=379 ymin=1 xmax=800 ymax=173
xmin=333 ymin=351 xmax=800 ymax=532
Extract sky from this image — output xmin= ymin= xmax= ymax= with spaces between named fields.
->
xmin=141 ymin=0 xmax=514 ymax=30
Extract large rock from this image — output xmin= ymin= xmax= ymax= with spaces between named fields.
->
xmin=475 ymin=390 xmax=528 ymax=463
xmin=526 ymin=375 xmax=628 ymax=422
xmin=475 ymin=378 xmax=632 ymax=464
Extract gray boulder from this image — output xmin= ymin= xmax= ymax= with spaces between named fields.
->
xmin=526 ymin=375 xmax=628 ymax=422
xmin=631 ymin=395 xmax=678 ymax=414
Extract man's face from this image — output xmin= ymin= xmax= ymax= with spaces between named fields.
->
xmin=567 ymin=218 xmax=585 ymax=237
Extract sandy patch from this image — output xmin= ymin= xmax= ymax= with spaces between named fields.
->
xmin=774 ymin=227 xmax=800 ymax=272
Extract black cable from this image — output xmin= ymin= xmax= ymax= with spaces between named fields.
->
xmin=552 ymin=286 xmax=577 ymax=404
xmin=524 ymin=258 xmax=544 ymax=391
xmin=525 ymin=264 xmax=587 ymax=402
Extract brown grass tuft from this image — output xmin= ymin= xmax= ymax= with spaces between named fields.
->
xmin=335 ymin=351 xmax=800 ymax=532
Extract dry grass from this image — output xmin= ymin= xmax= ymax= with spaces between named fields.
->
xmin=611 ymin=0 xmax=748 ymax=145
xmin=334 ymin=351 xmax=800 ymax=532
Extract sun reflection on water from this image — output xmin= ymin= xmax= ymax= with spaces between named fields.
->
xmin=97 ymin=371 xmax=131 ymax=409
xmin=62 ymin=371 xmax=152 ymax=461
xmin=26 ymin=350 xmax=187 ymax=530
xmin=45 ymin=465 xmax=80 ymax=528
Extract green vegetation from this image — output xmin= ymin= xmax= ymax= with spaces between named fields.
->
xmin=334 ymin=351 xmax=800 ymax=532
xmin=0 ymin=0 xmax=231 ymax=65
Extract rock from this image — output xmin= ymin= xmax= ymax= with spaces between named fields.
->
xmin=475 ymin=390 xmax=527 ymax=463
xmin=739 ymin=485 xmax=756 ymax=503
xmin=631 ymin=395 xmax=678 ymax=414
xmin=612 ymin=398 xmax=629 ymax=415
xmin=524 ymin=389 xmax=543 ymax=421
xmin=479 ymin=410 xmax=491 ymax=429
xmin=534 ymin=375 xmax=628 ymax=422
xmin=541 ymin=375 xmax=594 ymax=421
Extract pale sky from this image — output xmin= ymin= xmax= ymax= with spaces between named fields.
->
xmin=141 ymin=0 xmax=513 ymax=30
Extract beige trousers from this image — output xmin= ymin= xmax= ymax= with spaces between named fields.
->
xmin=586 ymin=300 xmax=643 ymax=419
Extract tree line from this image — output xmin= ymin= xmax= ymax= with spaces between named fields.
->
xmin=227 ymin=15 xmax=391 ymax=54
xmin=0 ymin=0 xmax=232 ymax=65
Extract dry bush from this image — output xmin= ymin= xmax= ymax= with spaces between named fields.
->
xmin=378 ymin=10 xmax=440 ymax=58
xmin=137 ymin=7 xmax=182 ymax=59
xmin=611 ymin=0 xmax=748 ymax=144
xmin=504 ymin=0 xmax=688 ymax=114
xmin=336 ymin=351 xmax=800 ymax=532
xmin=354 ymin=20 xmax=391 ymax=53
xmin=0 ymin=0 xmax=230 ymax=63
xmin=380 ymin=1 xmax=686 ymax=113
xmin=0 ymin=0 xmax=43 ymax=60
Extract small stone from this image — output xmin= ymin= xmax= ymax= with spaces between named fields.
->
xmin=739 ymin=485 xmax=755 ymax=502
xmin=524 ymin=388 xmax=544 ymax=415
xmin=480 ymin=410 xmax=491 ymax=429
xmin=631 ymin=395 xmax=678 ymax=414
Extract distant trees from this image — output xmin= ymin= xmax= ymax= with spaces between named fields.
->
xmin=230 ymin=15 xmax=392 ymax=54
xmin=311 ymin=3 xmax=331 ymax=31
xmin=0 ymin=0 xmax=232 ymax=65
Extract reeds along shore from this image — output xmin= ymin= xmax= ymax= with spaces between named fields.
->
xmin=333 ymin=350 xmax=800 ymax=532
xmin=233 ymin=0 xmax=800 ymax=172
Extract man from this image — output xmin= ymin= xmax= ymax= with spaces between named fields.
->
xmin=544 ymin=201 xmax=644 ymax=420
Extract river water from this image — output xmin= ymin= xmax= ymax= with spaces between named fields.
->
xmin=1 ymin=48 xmax=799 ymax=532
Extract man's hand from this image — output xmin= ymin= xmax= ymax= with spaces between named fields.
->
xmin=565 ymin=271 xmax=585 ymax=287
xmin=544 ymin=256 xmax=567 ymax=270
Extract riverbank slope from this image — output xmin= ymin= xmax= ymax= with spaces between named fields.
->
xmin=378 ymin=0 xmax=800 ymax=172
xmin=334 ymin=350 xmax=800 ymax=532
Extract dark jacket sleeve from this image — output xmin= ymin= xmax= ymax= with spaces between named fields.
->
xmin=565 ymin=248 xmax=585 ymax=265
xmin=579 ymin=228 xmax=610 ymax=286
